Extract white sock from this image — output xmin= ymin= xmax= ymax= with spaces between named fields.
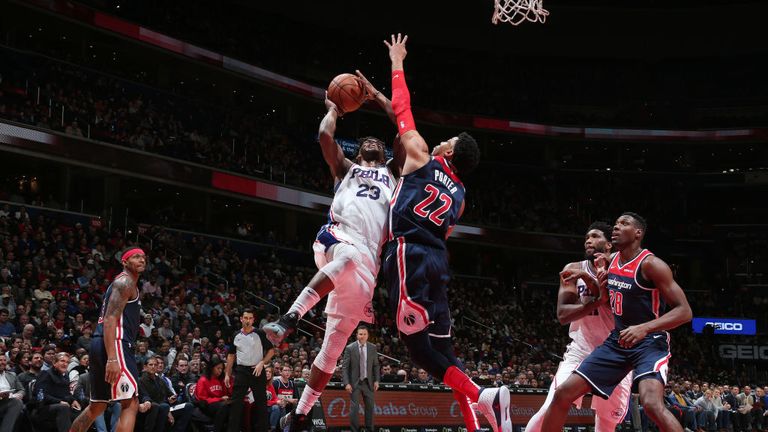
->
xmin=296 ymin=384 xmax=322 ymax=415
xmin=287 ymin=287 xmax=321 ymax=317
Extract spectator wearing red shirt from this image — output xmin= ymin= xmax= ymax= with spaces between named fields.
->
xmin=195 ymin=357 xmax=232 ymax=431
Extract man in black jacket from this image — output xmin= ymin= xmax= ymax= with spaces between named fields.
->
xmin=723 ymin=386 xmax=740 ymax=432
xmin=137 ymin=358 xmax=169 ymax=432
xmin=138 ymin=356 xmax=193 ymax=432
xmin=34 ymin=352 xmax=81 ymax=432
xmin=17 ymin=352 xmax=42 ymax=403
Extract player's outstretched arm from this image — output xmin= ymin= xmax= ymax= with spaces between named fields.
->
xmin=618 ymin=256 xmax=692 ymax=347
xmin=556 ymin=262 xmax=603 ymax=325
xmin=385 ymin=33 xmax=430 ymax=172
xmin=319 ymin=94 xmax=353 ymax=181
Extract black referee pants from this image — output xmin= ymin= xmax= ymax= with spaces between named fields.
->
xmin=228 ymin=365 xmax=269 ymax=432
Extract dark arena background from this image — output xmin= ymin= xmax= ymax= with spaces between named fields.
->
xmin=1 ymin=1 xmax=767 ymax=431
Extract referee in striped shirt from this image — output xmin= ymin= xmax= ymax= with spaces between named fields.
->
xmin=225 ymin=308 xmax=275 ymax=432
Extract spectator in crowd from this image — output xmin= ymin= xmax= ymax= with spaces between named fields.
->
xmin=33 ymin=352 xmax=80 ymax=432
xmin=17 ymin=351 xmax=42 ymax=402
xmin=0 ymin=309 xmax=14 ymax=337
xmin=137 ymin=358 xmax=171 ymax=432
xmin=725 ymin=386 xmax=742 ymax=431
xmin=667 ymin=382 xmax=701 ymax=431
xmin=711 ymin=388 xmax=732 ymax=431
xmin=0 ymin=354 xmax=25 ymax=432
xmin=194 ymin=356 xmax=232 ymax=432
xmin=694 ymin=390 xmax=718 ymax=432
xmin=139 ymin=314 xmax=155 ymax=338
xmin=688 ymin=383 xmax=704 ymax=402
xmin=270 ymin=364 xmax=299 ymax=430
xmin=751 ymin=387 xmax=765 ymax=431
xmin=158 ymin=355 xmax=195 ymax=431
xmin=379 ymin=364 xmax=400 ymax=383
xmin=736 ymin=386 xmax=756 ymax=432
xmin=410 ymin=369 xmax=434 ymax=385
xmin=135 ymin=377 xmax=165 ymax=432
xmin=265 ymin=367 xmax=279 ymax=419
xmin=41 ymin=346 xmax=56 ymax=371
xmin=158 ymin=318 xmax=174 ymax=341
xmin=169 ymin=357 xmax=195 ymax=402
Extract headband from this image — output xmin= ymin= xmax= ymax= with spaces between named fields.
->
xmin=121 ymin=248 xmax=145 ymax=262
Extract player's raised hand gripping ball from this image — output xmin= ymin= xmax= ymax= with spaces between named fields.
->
xmin=327 ymin=73 xmax=365 ymax=115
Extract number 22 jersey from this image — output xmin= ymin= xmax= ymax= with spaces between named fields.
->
xmin=389 ymin=156 xmax=465 ymax=249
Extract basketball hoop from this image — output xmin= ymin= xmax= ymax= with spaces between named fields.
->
xmin=492 ymin=0 xmax=549 ymax=26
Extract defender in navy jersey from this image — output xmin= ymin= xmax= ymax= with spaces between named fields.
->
xmin=381 ymin=34 xmax=509 ymax=432
xmin=541 ymin=213 xmax=692 ymax=432
xmin=69 ymin=248 xmax=146 ymax=432
xmin=526 ymin=222 xmax=633 ymax=432
xmin=267 ymin=71 xmax=402 ymax=432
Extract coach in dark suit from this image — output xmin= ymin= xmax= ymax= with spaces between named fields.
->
xmin=342 ymin=325 xmax=380 ymax=432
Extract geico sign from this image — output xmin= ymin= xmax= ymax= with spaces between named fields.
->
xmin=706 ymin=322 xmax=743 ymax=331
xmin=719 ymin=345 xmax=768 ymax=360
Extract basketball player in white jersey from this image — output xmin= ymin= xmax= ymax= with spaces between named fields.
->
xmin=525 ymin=222 xmax=632 ymax=432
xmin=265 ymin=74 xmax=400 ymax=431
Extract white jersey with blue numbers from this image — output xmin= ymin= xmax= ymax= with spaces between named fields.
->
xmin=568 ymin=260 xmax=616 ymax=353
xmin=316 ymin=163 xmax=395 ymax=258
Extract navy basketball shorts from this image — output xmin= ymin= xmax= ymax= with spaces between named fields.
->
xmin=89 ymin=337 xmax=140 ymax=402
xmin=574 ymin=331 xmax=671 ymax=399
xmin=383 ymin=238 xmax=452 ymax=337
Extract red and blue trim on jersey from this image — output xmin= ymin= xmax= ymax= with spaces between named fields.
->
xmin=395 ymin=237 xmax=430 ymax=329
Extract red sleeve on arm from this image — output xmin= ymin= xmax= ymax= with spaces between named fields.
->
xmin=391 ymin=70 xmax=416 ymax=134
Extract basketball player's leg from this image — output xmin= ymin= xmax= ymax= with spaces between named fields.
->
xmin=542 ymin=339 xmax=630 ymax=432
xmin=540 ymin=373 xmax=593 ymax=432
xmin=632 ymin=335 xmax=680 ymax=432
xmin=637 ymin=379 xmax=681 ymax=432
xmin=430 ymin=330 xmax=481 ymax=432
xmin=265 ymin=242 xmax=361 ymax=344
xmin=281 ymin=314 xmax=359 ymax=431
xmin=115 ymin=397 xmax=139 ymax=432
xmin=392 ymin=248 xmax=510 ymax=432
xmin=69 ymin=401 xmax=108 ymax=432
xmin=526 ymin=347 xmax=586 ymax=432
xmin=71 ymin=339 xmax=111 ymax=432
xmin=591 ymin=372 xmax=633 ymax=432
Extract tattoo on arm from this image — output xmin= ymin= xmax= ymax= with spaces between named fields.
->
xmin=105 ymin=276 xmax=133 ymax=319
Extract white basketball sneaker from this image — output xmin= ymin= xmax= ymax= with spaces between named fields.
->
xmin=474 ymin=386 xmax=512 ymax=432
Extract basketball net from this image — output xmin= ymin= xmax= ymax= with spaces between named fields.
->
xmin=492 ymin=0 xmax=548 ymax=26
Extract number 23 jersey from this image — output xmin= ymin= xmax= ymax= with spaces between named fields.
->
xmin=389 ymin=156 xmax=465 ymax=249
xmin=320 ymin=163 xmax=395 ymax=256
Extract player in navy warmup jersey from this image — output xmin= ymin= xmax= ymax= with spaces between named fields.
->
xmin=69 ymin=248 xmax=146 ymax=432
xmin=382 ymin=34 xmax=510 ymax=432
xmin=541 ymin=213 xmax=693 ymax=432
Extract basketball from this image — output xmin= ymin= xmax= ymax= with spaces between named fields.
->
xmin=327 ymin=73 xmax=365 ymax=115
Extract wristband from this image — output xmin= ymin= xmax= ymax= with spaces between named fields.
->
xmin=107 ymin=359 xmax=119 ymax=363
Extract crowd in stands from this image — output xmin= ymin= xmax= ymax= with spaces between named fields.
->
xmin=0 ymin=202 xmax=765 ymax=431
xmin=3 ymin=48 xmax=766 ymax=240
